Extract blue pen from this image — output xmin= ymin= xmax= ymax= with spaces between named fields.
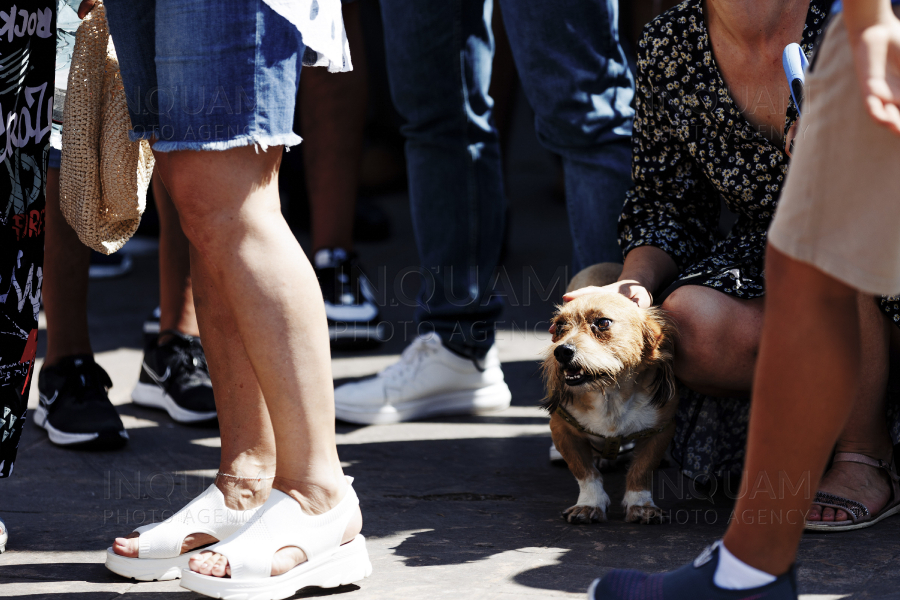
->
xmin=782 ymin=42 xmax=808 ymax=116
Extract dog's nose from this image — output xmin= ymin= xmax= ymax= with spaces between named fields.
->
xmin=554 ymin=344 xmax=575 ymax=364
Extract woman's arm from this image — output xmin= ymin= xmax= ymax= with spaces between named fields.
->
xmin=564 ymin=246 xmax=677 ymax=308
xmin=566 ymin=21 xmax=716 ymax=308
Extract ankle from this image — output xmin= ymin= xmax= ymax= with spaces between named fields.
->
xmin=721 ymin=529 xmax=793 ymax=577
xmin=43 ymin=351 xmax=94 ymax=370
xmin=272 ymin=473 xmax=348 ymax=515
xmin=834 ymin=439 xmax=894 ymax=463
xmin=215 ymin=473 xmax=273 ymax=510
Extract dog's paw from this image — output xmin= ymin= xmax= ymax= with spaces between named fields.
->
xmin=623 ymin=490 xmax=665 ymax=524
xmin=625 ymin=503 xmax=665 ymax=524
xmin=563 ymin=504 xmax=607 ymax=524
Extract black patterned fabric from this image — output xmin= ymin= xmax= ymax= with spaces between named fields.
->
xmin=620 ymin=0 xmax=900 ymax=481
xmin=0 ymin=1 xmax=55 ymax=478
xmin=619 ymin=0 xmax=829 ymax=300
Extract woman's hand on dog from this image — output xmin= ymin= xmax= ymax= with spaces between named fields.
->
xmin=563 ymin=280 xmax=653 ymax=308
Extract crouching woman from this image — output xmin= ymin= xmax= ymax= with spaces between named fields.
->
xmin=568 ymin=0 xmax=900 ymax=530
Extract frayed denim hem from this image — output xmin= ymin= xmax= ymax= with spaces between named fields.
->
xmin=139 ymin=132 xmax=303 ymax=152
xmin=128 ymin=130 xmax=156 ymax=143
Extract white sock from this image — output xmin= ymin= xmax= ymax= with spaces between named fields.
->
xmin=713 ymin=542 xmax=777 ymax=590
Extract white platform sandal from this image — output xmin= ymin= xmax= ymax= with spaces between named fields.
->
xmin=0 ymin=516 xmax=7 ymax=553
xmin=105 ymin=483 xmax=259 ymax=581
xmin=179 ymin=478 xmax=372 ymax=600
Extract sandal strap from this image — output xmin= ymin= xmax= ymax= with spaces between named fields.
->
xmin=813 ymin=491 xmax=869 ymax=521
xmin=209 ymin=478 xmax=359 ymax=580
xmin=833 ymin=451 xmax=900 ymax=504
xmin=833 ymin=452 xmax=900 ymax=481
xmin=136 ymin=483 xmax=257 ymax=559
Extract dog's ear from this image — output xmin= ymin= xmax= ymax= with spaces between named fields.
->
xmin=641 ymin=308 xmax=676 ymax=362
xmin=550 ymin=305 xmax=565 ymax=342
xmin=540 ymin=386 xmax=572 ymax=414
xmin=642 ymin=308 xmax=678 ymax=407
xmin=540 ymin=343 xmax=572 ymax=413
xmin=649 ymin=355 xmax=678 ymax=407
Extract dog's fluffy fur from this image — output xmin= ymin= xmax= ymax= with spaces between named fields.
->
xmin=542 ymin=263 xmax=678 ymax=524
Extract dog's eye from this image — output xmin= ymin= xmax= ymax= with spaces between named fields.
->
xmin=593 ymin=318 xmax=612 ymax=331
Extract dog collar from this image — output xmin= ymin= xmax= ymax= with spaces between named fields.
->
xmin=553 ymin=404 xmax=669 ymax=460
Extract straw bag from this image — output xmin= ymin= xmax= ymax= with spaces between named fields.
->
xmin=60 ymin=2 xmax=154 ymax=255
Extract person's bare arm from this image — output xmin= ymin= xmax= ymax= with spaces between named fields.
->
xmin=563 ymin=246 xmax=678 ymax=308
xmin=77 ymin=0 xmax=96 ymax=18
xmin=844 ymin=0 xmax=900 ymax=135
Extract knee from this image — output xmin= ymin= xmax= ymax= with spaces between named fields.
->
xmin=162 ymin=176 xmax=273 ymax=259
xmin=661 ymin=288 xmax=722 ymax=383
xmin=160 ymin=180 xmax=217 ymax=251
xmin=531 ymin=95 xmax=632 ymax=154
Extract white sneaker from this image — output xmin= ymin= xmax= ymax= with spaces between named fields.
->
xmin=334 ymin=333 xmax=512 ymax=424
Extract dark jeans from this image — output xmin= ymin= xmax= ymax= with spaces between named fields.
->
xmin=380 ymin=0 xmax=634 ymax=359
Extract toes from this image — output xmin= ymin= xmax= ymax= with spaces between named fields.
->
xmin=835 ymin=509 xmax=849 ymax=522
xmin=562 ymin=505 xmax=606 ymax=524
xmin=822 ymin=507 xmax=835 ymax=522
xmin=188 ymin=553 xmax=205 ymax=571
xmin=203 ymin=553 xmax=220 ymax=575
xmin=112 ymin=536 xmax=139 ymax=558
xmin=211 ymin=554 xmax=229 ymax=578
xmin=190 ymin=551 xmax=216 ymax=575
xmin=807 ymin=505 xmax=821 ymax=521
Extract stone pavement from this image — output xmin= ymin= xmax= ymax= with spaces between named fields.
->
xmin=2 ymin=106 xmax=899 ymax=600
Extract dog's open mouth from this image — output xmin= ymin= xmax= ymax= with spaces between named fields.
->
xmin=563 ymin=367 xmax=589 ymax=386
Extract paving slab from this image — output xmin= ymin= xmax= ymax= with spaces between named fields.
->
xmin=1 ymin=100 xmax=897 ymax=600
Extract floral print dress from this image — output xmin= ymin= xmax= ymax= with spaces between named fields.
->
xmin=619 ymin=0 xmax=900 ymax=482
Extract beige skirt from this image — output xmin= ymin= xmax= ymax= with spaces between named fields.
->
xmin=769 ymin=13 xmax=900 ymax=296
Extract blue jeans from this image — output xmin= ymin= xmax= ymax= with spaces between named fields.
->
xmin=380 ymin=0 xmax=634 ymax=359
xmin=105 ymin=0 xmax=304 ymax=151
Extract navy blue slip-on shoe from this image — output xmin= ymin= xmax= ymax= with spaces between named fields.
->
xmin=588 ymin=542 xmax=797 ymax=600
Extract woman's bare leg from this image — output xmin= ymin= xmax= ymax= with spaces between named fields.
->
xmin=42 ymin=167 xmax=93 ymax=365
xmin=661 ymin=285 xmax=764 ymax=396
xmin=722 ymin=246 xmax=860 ymax=576
xmin=152 ymin=146 xmax=360 ymax=578
xmin=665 ymin=284 xmax=894 ymax=524
xmin=153 ymin=171 xmax=200 ymax=337
xmin=302 ymin=0 xmax=367 ymax=254
xmin=112 ymin=245 xmax=277 ymax=558
xmin=807 ymin=294 xmax=892 ymax=522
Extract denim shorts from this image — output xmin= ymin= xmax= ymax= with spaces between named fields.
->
xmin=49 ymin=147 xmax=61 ymax=170
xmin=104 ymin=0 xmax=305 ymax=152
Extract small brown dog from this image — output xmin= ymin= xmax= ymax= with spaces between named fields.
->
xmin=543 ymin=263 xmax=678 ymax=524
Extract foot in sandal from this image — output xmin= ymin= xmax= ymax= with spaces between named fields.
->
xmin=805 ymin=450 xmax=900 ymax=531
xmin=179 ymin=476 xmax=369 ymax=600
xmin=105 ymin=476 xmax=267 ymax=581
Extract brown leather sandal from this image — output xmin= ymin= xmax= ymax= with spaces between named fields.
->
xmin=805 ymin=451 xmax=900 ymax=532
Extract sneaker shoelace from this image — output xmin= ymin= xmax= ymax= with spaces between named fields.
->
xmin=62 ymin=362 xmax=113 ymax=406
xmin=163 ymin=335 xmax=210 ymax=389
xmin=380 ymin=335 xmax=440 ymax=384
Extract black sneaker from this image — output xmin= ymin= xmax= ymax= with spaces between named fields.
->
xmin=35 ymin=356 xmax=128 ymax=450
xmin=314 ymin=248 xmax=386 ymax=347
xmin=132 ymin=330 xmax=216 ymax=423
